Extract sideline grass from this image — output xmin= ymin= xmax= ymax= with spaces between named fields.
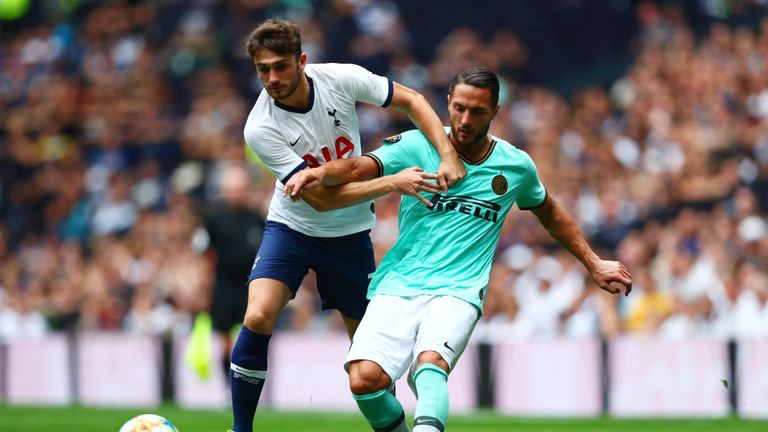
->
xmin=0 ymin=405 xmax=766 ymax=432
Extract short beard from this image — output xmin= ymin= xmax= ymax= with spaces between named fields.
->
xmin=269 ymin=64 xmax=302 ymax=101
xmin=451 ymin=124 xmax=489 ymax=148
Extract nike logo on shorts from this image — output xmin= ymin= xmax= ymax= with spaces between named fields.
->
xmin=443 ymin=341 xmax=455 ymax=353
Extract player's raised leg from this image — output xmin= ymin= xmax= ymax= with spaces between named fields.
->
xmin=230 ymin=278 xmax=292 ymax=432
xmin=349 ymin=360 xmax=410 ymax=432
xmin=345 ymin=295 xmax=422 ymax=432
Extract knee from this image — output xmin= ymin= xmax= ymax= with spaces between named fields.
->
xmin=415 ymin=351 xmax=449 ymax=373
xmin=243 ymin=306 xmax=278 ymax=334
xmin=349 ymin=360 xmax=390 ymax=395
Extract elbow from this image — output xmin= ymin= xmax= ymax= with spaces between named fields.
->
xmin=303 ymin=196 xmax=337 ymax=212
xmin=304 ymin=197 xmax=331 ymax=212
xmin=410 ymin=92 xmax=429 ymax=112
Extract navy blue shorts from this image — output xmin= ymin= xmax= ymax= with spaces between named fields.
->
xmin=247 ymin=221 xmax=374 ymax=320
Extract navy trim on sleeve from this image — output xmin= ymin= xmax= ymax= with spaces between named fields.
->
xmin=519 ymin=189 xmax=549 ymax=210
xmin=363 ymin=154 xmax=384 ymax=178
xmin=281 ymin=161 xmax=309 ymax=184
xmin=381 ymin=79 xmax=394 ymax=108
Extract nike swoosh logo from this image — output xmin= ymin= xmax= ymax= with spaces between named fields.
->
xmin=443 ymin=341 xmax=455 ymax=353
xmin=289 ymin=135 xmax=302 ymax=147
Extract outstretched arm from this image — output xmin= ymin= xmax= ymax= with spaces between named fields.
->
xmin=531 ymin=194 xmax=632 ymax=296
xmin=284 ymin=157 xmax=440 ymax=211
xmin=389 ymin=82 xmax=465 ymax=189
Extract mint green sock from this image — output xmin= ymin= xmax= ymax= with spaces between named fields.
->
xmin=413 ymin=363 xmax=449 ymax=429
xmin=353 ymin=388 xmax=407 ymax=431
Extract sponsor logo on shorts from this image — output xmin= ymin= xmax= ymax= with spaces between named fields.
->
xmin=443 ymin=341 xmax=455 ymax=354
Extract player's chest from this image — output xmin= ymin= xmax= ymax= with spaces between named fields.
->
xmin=454 ymin=164 xmax=521 ymax=202
xmin=276 ymin=97 xmax=359 ymax=166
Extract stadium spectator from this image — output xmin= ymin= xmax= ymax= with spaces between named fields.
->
xmin=0 ymin=0 xmax=767 ymax=346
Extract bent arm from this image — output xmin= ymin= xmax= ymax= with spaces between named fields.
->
xmin=303 ymin=175 xmax=401 ymax=212
xmin=531 ymin=195 xmax=600 ymax=270
xmin=318 ymin=156 xmax=379 ymax=186
xmin=531 ymin=194 xmax=632 ymax=295
xmin=285 ymin=157 xmax=439 ymax=212
xmin=389 ymin=82 xmax=465 ymax=187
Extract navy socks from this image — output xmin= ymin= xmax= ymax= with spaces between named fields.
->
xmin=230 ymin=326 xmax=271 ymax=432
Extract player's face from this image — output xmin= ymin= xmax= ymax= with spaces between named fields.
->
xmin=253 ymin=50 xmax=306 ymax=101
xmin=447 ymin=84 xmax=499 ymax=148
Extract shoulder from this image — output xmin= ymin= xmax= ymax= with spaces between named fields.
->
xmin=492 ymin=136 xmax=536 ymax=166
xmin=306 ymin=63 xmax=376 ymax=88
xmin=384 ymin=129 xmax=429 ymax=146
xmin=307 ymin=62 xmax=369 ymax=77
xmin=245 ymin=91 xmax=273 ymax=124
xmin=244 ymin=112 xmax=282 ymax=145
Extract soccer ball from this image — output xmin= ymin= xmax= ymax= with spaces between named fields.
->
xmin=119 ymin=414 xmax=179 ymax=432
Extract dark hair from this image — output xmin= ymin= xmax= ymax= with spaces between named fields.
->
xmin=246 ymin=19 xmax=302 ymax=60
xmin=448 ymin=66 xmax=500 ymax=107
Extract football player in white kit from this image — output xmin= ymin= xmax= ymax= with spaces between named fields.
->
xmin=228 ymin=19 xmax=466 ymax=432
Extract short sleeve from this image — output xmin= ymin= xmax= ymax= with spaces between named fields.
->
xmin=323 ymin=63 xmax=393 ymax=107
xmin=244 ymin=125 xmax=307 ymax=184
xmin=366 ymin=131 xmax=428 ymax=177
xmin=516 ymin=151 xmax=548 ymax=210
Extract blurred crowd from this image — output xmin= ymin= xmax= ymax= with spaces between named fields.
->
xmin=0 ymin=1 xmax=767 ymax=342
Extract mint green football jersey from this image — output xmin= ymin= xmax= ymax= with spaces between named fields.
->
xmin=365 ymin=129 xmax=547 ymax=311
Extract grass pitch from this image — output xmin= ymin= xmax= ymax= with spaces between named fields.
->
xmin=0 ymin=405 xmax=766 ymax=431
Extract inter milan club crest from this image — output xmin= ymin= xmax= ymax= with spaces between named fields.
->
xmin=382 ymin=134 xmax=401 ymax=144
xmin=492 ymin=173 xmax=508 ymax=195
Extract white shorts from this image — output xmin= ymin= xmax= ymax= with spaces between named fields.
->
xmin=345 ymin=294 xmax=480 ymax=383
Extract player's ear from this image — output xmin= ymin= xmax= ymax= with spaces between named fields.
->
xmin=298 ymin=53 xmax=307 ymax=67
xmin=491 ymin=103 xmax=500 ymax=119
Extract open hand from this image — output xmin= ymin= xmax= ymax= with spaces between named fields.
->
xmin=589 ymin=260 xmax=632 ymax=296
xmin=391 ymin=167 xmax=441 ymax=207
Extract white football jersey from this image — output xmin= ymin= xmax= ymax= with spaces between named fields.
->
xmin=244 ymin=63 xmax=393 ymax=237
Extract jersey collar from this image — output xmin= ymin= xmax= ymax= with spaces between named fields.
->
xmin=455 ymin=136 xmax=497 ymax=165
xmin=274 ymin=77 xmax=315 ymax=114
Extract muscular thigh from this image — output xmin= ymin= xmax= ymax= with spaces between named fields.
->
xmin=414 ymin=295 xmax=480 ymax=372
xmin=311 ymin=229 xmax=375 ymax=321
xmin=248 ymin=221 xmax=310 ymax=295
xmin=345 ymin=295 xmax=426 ymax=382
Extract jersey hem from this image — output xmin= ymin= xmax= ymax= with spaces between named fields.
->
xmin=266 ymin=214 xmax=375 ymax=238
xmin=369 ymin=292 xmax=484 ymax=315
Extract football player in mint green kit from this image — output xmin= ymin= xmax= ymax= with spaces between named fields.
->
xmin=284 ymin=66 xmax=632 ymax=432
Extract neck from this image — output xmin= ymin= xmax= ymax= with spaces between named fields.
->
xmin=277 ymin=73 xmax=310 ymax=109
xmin=450 ymin=132 xmax=492 ymax=164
